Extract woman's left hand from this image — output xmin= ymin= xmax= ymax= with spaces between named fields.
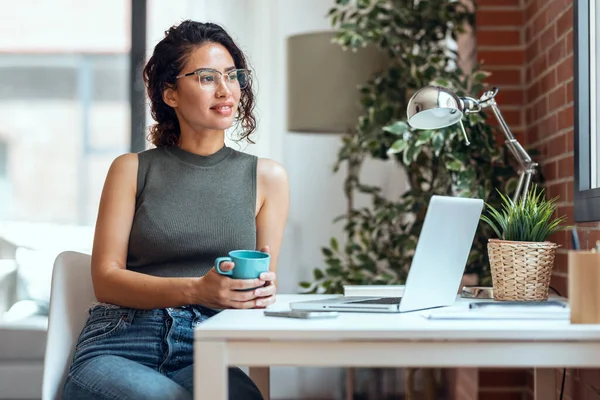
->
xmin=254 ymin=245 xmax=277 ymax=308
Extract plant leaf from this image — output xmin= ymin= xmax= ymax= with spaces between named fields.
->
xmin=382 ymin=121 xmax=410 ymax=135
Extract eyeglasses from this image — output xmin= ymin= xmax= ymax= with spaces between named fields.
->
xmin=175 ymin=68 xmax=250 ymax=91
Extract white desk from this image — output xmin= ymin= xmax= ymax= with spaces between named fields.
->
xmin=194 ymin=294 xmax=600 ymax=400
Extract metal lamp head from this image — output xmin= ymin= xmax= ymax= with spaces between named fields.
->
xmin=406 ymin=86 xmax=464 ymax=129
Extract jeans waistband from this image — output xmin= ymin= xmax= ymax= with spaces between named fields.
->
xmin=88 ymin=302 xmax=218 ymax=320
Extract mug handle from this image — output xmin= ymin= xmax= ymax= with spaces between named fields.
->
xmin=215 ymin=257 xmax=233 ymax=275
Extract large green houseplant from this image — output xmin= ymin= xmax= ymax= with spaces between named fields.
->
xmin=298 ymin=2 xmax=522 ymax=397
xmin=300 ymin=0 xmax=518 ymax=295
xmin=481 ymin=184 xmax=567 ymax=301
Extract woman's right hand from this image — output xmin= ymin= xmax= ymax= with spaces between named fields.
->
xmin=192 ymin=261 xmax=267 ymax=309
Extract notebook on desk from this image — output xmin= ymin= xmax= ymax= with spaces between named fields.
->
xmin=422 ymin=301 xmax=570 ymax=320
xmin=290 ymin=195 xmax=484 ymax=313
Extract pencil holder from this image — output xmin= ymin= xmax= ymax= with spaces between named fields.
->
xmin=568 ymin=250 xmax=600 ymax=324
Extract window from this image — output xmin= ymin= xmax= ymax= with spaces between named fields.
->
xmin=0 ymin=1 xmax=131 ymax=226
xmin=574 ymin=0 xmax=600 ymax=222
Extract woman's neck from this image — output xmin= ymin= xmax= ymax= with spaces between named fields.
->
xmin=178 ymin=130 xmax=226 ymax=156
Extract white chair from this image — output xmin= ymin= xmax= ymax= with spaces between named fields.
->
xmin=40 ymin=251 xmax=270 ymax=400
xmin=41 ymin=251 xmax=94 ymax=400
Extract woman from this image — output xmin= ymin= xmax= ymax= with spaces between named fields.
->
xmin=63 ymin=20 xmax=289 ymax=400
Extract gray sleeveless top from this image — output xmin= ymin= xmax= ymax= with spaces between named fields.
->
xmin=126 ymin=145 xmax=257 ymax=278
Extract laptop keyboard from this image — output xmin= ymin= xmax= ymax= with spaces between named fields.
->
xmin=348 ymin=297 xmax=402 ymax=305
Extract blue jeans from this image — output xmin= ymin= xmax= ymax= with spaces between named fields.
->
xmin=63 ymin=304 xmax=263 ymax=400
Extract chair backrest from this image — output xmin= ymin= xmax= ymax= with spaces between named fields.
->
xmin=41 ymin=251 xmax=95 ymax=400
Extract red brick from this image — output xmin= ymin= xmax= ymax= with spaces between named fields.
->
xmin=478 ymin=0 xmax=521 ymax=6
xmin=479 ymin=49 xmax=525 ymax=66
xmin=525 ymin=25 xmax=535 ymax=44
xmin=550 ymin=274 xmax=568 ymax=297
xmin=556 ymin=6 xmax=573 ymax=38
xmin=478 ymin=391 xmax=528 ymax=400
xmin=546 ymin=135 xmax=564 ymax=157
xmin=558 ymin=156 xmax=575 ymax=180
xmin=548 ymin=229 xmax=569 ymax=248
xmin=578 ymin=369 xmax=600 ymax=389
xmin=532 ymin=97 xmax=547 ymax=123
xmin=526 ymin=41 xmax=538 ymax=64
xmin=566 ymin=29 xmax=574 ymax=54
xmin=540 ymin=24 xmax=556 ymax=51
xmin=546 ymin=0 xmax=570 ymax=25
xmin=575 ymin=221 xmax=600 ymax=229
xmin=525 ymin=0 xmax=540 ymax=22
xmin=478 ymin=10 xmax=524 ymax=26
xmin=571 ymin=377 xmax=600 ymax=400
xmin=546 ymin=182 xmax=566 ymax=203
xmin=548 ymin=37 xmax=567 ymax=66
xmin=533 ymin=9 xmax=547 ymax=34
xmin=526 ymin=83 xmax=539 ymax=105
xmin=488 ymin=68 xmax=522 ymax=86
xmin=546 ymin=114 xmax=559 ymax=137
xmin=548 ymin=84 xmax=567 ymax=112
xmin=526 ymin=108 xmax=535 ymax=129
xmin=542 ymin=160 xmax=558 ymax=181
xmin=566 ymin=180 xmax=574 ymax=202
xmin=566 ymin=79 xmax=573 ymax=102
xmin=585 ymin=230 xmax=600 ymax=250
xmin=558 ymin=369 xmax=575 ymax=400
xmin=497 ymin=109 xmax=522 ymax=126
xmin=536 ymin=0 xmax=551 ymax=12
xmin=557 ymin=54 xmax=574 ymax=82
xmin=554 ymin=252 xmax=568 ymax=273
xmin=495 ymin=88 xmax=524 ymax=105
xmin=528 ymin=120 xmax=541 ymax=143
xmin=541 ymin=70 xmax=557 ymax=93
xmin=566 ymin=129 xmax=574 ymax=151
xmin=529 ymin=55 xmax=548 ymax=81
xmin=480 ymin=369 xmax=528 ymax=387
xmin=558 ymin=205 xmax=575 ymax=226
xmin=558 ymin=106 xmax=574 ymax=130
xmin=478 ymin=29 xmax=521 ymax=46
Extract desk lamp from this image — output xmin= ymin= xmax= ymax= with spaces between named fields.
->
xmin=406 ymin=86 xmax=537 ymax=203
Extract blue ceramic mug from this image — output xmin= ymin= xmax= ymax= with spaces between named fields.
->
xmin=215 ymin=250 xmax=270 ymax=279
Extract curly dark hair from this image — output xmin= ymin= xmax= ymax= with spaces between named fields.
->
xmin=143 ymin=20 xmax=256 ymax=147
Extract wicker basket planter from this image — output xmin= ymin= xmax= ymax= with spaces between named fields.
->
xmin=487 ymin=239 xmax=559 ymax=301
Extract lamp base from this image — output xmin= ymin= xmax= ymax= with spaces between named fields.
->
xmin=461 ymin=286 xmax=494 ymax=299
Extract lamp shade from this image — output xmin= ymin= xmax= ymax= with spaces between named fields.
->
xmin=287 ymin=31 xmax=389 ymax=133
xmin=406 ymin=86 xmax=464 ymax=129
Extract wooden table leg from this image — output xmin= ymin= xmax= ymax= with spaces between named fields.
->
xmin=195 ymin=341 xmax=228 ymax=400
xmin=345 ymin=367 xmax=355 ymax=400
xmin=249 ymin=367 xmax=270 ymax=400
xmin=534 ymin=368 xmax=557 ymax=400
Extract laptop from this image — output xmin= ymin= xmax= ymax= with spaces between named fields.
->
xmin=290 ymin=195 xmax=484 ymax=313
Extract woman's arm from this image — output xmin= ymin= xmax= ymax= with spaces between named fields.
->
xmin=91 ymin=154 xmax=264 ymax=310
xmin=91 ymin=154 xmax=197 ymax=309
xmin=253 ymin=158 xmax=290 ymax=304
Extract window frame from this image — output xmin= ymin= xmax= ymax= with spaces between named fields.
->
xmin=574 ymin=0 xmax=600 ymax=222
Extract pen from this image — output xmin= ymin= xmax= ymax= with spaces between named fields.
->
xmin=572 ymin=228 xmax=581 ymax=250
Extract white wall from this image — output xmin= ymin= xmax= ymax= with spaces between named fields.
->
xmin=146 ymin=1 xmax=408 ymax=398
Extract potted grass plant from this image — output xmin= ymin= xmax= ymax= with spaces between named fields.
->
xmin=481 ymin=184 xmax=567 ymax=301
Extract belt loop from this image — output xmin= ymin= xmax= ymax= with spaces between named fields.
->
xmin=125 ymin=308 xmax=136 ymax=324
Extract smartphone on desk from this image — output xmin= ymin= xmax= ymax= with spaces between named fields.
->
xmin=264 ymin=310 xmax=339 ymax=319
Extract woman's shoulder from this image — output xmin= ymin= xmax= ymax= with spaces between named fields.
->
xmin=110 ymin=152 xmax=139 ymax=173
xmin=257 ymin=158 xmax=288 ymax=185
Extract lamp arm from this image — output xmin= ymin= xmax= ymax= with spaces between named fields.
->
xmin=471 ymin=93 xmax=538 ymax=203
xmin=487 ymin=100 xmax=533 ymax=169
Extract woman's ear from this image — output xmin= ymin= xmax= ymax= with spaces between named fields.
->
xmin=163 ymin=86 xmax=178 ymax=108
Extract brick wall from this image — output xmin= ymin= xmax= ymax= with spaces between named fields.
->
xmin=523 ymin=0 xmax=600 ymax=398
xmin=450 ymin=0 xmax=600 ymax=398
